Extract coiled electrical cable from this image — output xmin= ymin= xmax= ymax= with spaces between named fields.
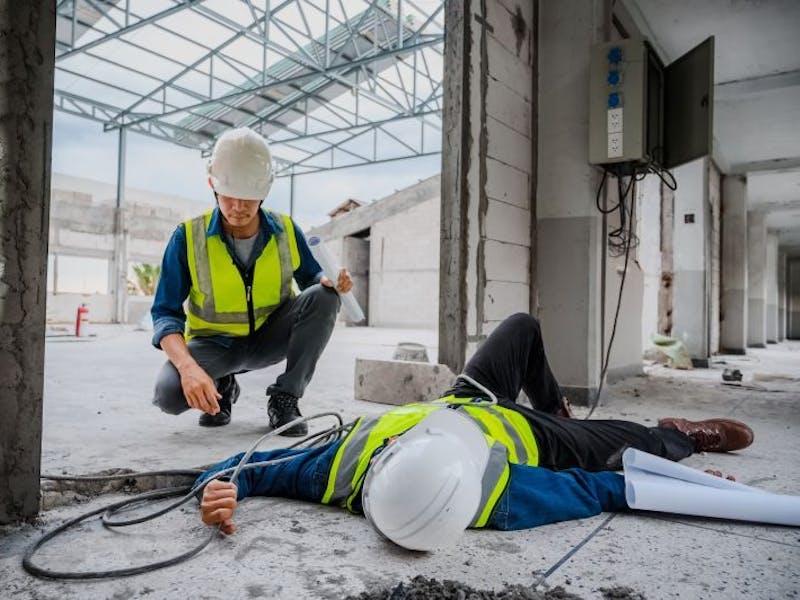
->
xmin=24 ymin=412 xmax=350 ymax=580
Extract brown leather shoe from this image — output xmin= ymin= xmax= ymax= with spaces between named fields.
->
xmin=658 ymin=417 xmax=754 ymax=452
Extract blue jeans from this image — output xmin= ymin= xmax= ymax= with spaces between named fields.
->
xmin=196 ymin=442 xmax=340 ymax=502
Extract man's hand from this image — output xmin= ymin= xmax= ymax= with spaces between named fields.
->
xmin=321 ymin=268 xmax=353 ymax=294
xmin=201 ymin=480 xmax=238 ymax=535
xmin=179 ymin=362 xmax=221 ymax=415
xmin=705 ymin=468 xmax=736 ymax=481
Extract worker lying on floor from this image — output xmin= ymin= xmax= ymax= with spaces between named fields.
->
xmin=150 ymin=127 xmax=352 ymax=435
xmin=196 ymin=313 xmax=754 ymax=550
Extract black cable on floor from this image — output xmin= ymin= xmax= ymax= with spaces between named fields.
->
xmin=22 ymin=486 xmax=212 ymax=580
xmin=24 ymin=413 xmax=349 ymax=580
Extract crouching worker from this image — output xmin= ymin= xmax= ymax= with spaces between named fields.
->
xmin=196 ymin=313 xmax=754 ymax=549
xmin=150 ymin=127 xmax=352 ymax=435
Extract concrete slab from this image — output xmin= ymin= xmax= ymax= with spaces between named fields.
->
xmin=0 ymin=327 xmax=798 ymax=599
xmin=354 ymin=359 xmax=456 ymax=405
xmin=544 ymin=513 xmax=800 ymax=599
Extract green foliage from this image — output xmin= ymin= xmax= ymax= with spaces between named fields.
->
xmin=130 ymin=263 xmax=161 ymax=296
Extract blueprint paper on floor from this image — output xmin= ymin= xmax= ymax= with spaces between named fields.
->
xmin=622 ymin=448 xmax=800 ymax=526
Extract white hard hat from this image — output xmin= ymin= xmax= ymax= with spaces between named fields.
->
xmin=207 ymin=127 xmax=274 ymax=200
xmin=362 ymin=409 xmax=490 ymax=552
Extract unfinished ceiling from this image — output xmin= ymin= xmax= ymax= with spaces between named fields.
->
xmin=54 ymin=0 xmax=444 ymax=177
xmin=623 ymin=0 xmax=800 ymax=245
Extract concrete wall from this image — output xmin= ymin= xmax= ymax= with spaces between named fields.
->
xmin=747 ymin=212 xmax=767 ymax=346
xmin=47 ymin=173 xmax=202 ymax=323
xmin=637 ymin=175 xmax=663 ymax=352
xmin=370 ymin=198 xmax=440 ymax=328
xmin=789 ymin=258 xmax=800 ymax=339
xmin=720 ymin=175 xmax=748 ymax=353
xmin=47 ymin=293 xmax=115 ymax=324
xmin=672 ymin=158 xmax=709 ymax=361
xmin=308 ymin=175 xmax=441 ymax=328
xmin=0 ymin=0 xmax=55 ymax=523
xmin=343 ymin=236 xmax=370 ymax=325
xmin=440 ymin=0 xmax=536 ymax=373
xmin=766 ymin=232 xmax=779 ymax=342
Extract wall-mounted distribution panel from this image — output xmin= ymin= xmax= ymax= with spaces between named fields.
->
xmin=589 ymin=38 xmax=648 ymax=165
xmin=589 ymin=36 xmax=714 ymax=170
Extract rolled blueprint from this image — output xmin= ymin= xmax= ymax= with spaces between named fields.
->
xmin=307 ymin=236 xmax=365 ymax=323
xmin=622 ymin=448 xmax=800 ymax=526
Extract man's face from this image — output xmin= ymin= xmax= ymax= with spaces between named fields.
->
xmin=216 ymin=193 xmax=261 ymax=228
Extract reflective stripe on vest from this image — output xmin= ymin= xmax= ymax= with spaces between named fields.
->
xmin=321 ymin=401 xmax=538 ymax=527
xmin=438 ymin=395 xmax=539 ymax=467
xmin=184 ymin=209 xmax=299 ymax=337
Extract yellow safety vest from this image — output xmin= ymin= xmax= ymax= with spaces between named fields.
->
xmin=322 ymin=396 xmax=539 ymax=528
xmin=184 ymin=209 xmax=300 ymax=338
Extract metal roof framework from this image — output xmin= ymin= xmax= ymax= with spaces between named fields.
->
xmin=54 ymin=0 xmax=445 ymax=177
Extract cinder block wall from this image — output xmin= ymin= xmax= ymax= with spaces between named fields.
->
xmin=440 ymin=0 xmax=536 ymax=372
xmin=370 ymin=198 xmax=440 ymax=328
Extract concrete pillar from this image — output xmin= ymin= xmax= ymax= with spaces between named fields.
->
xmin=672 ymin=158 xmax=709 ymax=364
xmin=111 ymin=128 xmax=128 ymax=323
xmin=0 ymin=1 xmax=55 ymax=523
xmin=534 ymin=0 xmax=607 ymax=403
xmin=766 ymin=232 xmax=779 ymax=343
xmin=707 ymin=161 xmax=721 ymax=355
xmin=778 ymin=250 xmax=787 ymax=341
xmin=720 ymin=175 xmax=748 ymax=353
xmin=789 ymin=258 xmax=800 ymax=339
xmin=440 ymin=0 xmax=536 ymax=373
xmin=638 ymin=175 xmax=663 ymax=351
xmin=658 ymin=181 xmax=675 ymax=335
xmin=747 ymin=212 xmax=767 ymax=347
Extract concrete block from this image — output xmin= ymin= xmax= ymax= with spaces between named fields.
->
xmin=496 ymin=0 xmax=534 ymax=32
xmin=487 ymin=0 xmax=533 ymax=60
xmin=486 ymin=79 xmax=531 ymax=136
xmin=483 ymin=280 xmax=529 ymax=321
xmin=57 ymin=229 xmax=115 ymax=252
xmin=486 ymin=158 xmax=529 ymax=209
xmin=354 ymin=359 xmax=456 ymax=405
xmin=486 ymin=36 xmax=532 ymax=100
xmin=485 ymin=198 xmax=530 ymax=246
xmin=486 ymin=116 xmax=531 ymax=173
xmin=484 ymin=240 xmax=529 ymax=283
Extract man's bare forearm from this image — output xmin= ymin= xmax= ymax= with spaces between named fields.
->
xmin=160 ymin=332 xmax=197 ymax=372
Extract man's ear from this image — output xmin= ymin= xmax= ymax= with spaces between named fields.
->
xmin=207 ymin=176 xmax=214 ymax=189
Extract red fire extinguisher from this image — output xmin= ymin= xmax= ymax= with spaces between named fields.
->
xmin=75 ymin=303 xmax=90 ymax=337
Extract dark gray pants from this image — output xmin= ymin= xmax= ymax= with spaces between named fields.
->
xmin=153 ymin=284 xmax=340 ymax=415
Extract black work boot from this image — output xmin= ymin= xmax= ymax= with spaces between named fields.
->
xmin=267 ymin=392 xmax=308 ymax=437
xmin=199 ymin=375 xmax=240 ymax=427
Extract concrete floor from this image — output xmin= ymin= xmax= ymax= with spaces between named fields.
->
xmin=1 ymin=325 xmax=799 ymax=599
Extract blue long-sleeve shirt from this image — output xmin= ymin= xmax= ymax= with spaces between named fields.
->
xmin=195 ymin=442 xmax=628 ymax=531
xmin=151 ymin=207 xmax=323 ymax=349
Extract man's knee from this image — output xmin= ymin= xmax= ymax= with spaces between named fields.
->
xmin=301 ymin=283 xmax=341 ymax=314
xmin=152 ymin=367 xmax=189 ymax=415
xmin=505 ymin=312 xmax=541 ymax=335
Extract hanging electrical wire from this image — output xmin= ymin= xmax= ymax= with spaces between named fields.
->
xmin=585 ymin=158 xmax=676 ymax=419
